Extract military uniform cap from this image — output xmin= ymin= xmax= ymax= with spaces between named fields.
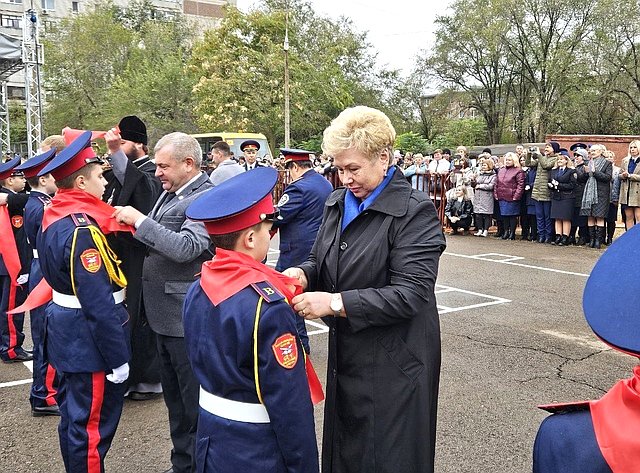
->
xmin=240 ymin=140 xmax=260 ymax=152
xmin=187 ymin=167 xmax=278 ymax=235
xmin=570 ymin=142 xmax=588 ymax=152
xmin=39 ymin=130 xmax=103 ymax=180
xmin=583 ymin=224 xmax=640 ymax=356
xmin=0 ymin=156 xmax=23 ymax=180
xmin=281 ymin=148 xmax=314 ymax=165
xmin=15 ymin=148 xmax=56 ymax=179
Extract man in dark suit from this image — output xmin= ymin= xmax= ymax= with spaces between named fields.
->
xmin=103 ymin=116 xmax=163 ymax=401
xmin=114 ymin=132 xmax=213 ymax=473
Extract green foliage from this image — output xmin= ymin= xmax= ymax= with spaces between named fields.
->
xmin=9 ymin=104 xmax=27 ymax=148
xmin=188 ymin=1 xmax=381 ymax=149
xmin=42 ymin=0 xmax=195 ymax=141
xmin=294 ymin=134 xmax=323 ymax=154
xmin=395 ymin=132 xmax=430 ymax=154
xmin=432 ymin=119 xmax=488 ymax=149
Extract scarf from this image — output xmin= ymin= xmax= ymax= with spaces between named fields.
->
xmin=199 ymin=248 xmax=324 ymax=404
xmin=0 ymin=206 xmax=22 ymax=355
xmin=581 ymin=158 xmax=606 ymax=211
xmin=9 ymin=189 xmax=134 ymax=314
xmin=590 ymin=365 xmax=640 ymax=473
xmin=342 ymin=166 xmax=395 ymax=232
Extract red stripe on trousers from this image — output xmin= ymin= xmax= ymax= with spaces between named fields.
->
xmin=45 ymin=364 xmax=57 ymax=406
xmin=87 ymin=372 xmax=104 ymax=473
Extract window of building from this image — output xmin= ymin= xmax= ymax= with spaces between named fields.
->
xmin=7 ymin=0 xmax=23 ymax=4
xmin=470 ymin=108 xmax=477 ymax=118
xmin=72 ymin=1 xmax=79 ymax=12
xmin=1 ymin=14 xmax=22 ymax=29
xmin=458 ymin=109 xmax=465 ymax=119
xmin=7 ymin=86 xmax=25 ymax=100
xmin=41 ymin=0 xmax=55 ymax=10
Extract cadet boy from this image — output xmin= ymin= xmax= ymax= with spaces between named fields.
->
xmin=0 ymin=157 xmax=33 ymax=363
xmin=182 ymin=167 xmax=319 ymax=473
xmin=36 ymin=130 xmax=131 ymax=472
xmin=14 ymin=148 xmax=60 ymax=415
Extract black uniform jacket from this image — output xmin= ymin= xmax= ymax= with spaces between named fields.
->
xmin=299 ymin=168 xmax=446 ymax=473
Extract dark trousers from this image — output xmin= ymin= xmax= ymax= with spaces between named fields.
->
xmin=0 ymin=274 xmax=27 ymax=360
xmin=156 ymin=333 xmax=199 ymax=473
xmin=57 ymin=371 xmax=126 ymax=473
xmin=475 ymin=213 xmax=492 ymax=231
xmin=29 ymin=260 xmax=58 ymax=407
xmin=534 ymin=200 xmax=553 ymax=241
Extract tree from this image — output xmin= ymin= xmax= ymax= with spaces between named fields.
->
xmin=504 ymin=0 xmax=597 ymax=140
xmin=188 ymin=0 xmax=381 ymax=149
xmin=42 ymin=0 xmax=195 ymax=140
xmin=395 ymin=132 xmax=430 ymax=154
xmin=425 ymin=0 xmax=515 ymax=144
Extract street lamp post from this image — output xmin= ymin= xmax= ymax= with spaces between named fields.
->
xmin=283 ymin=8 xmax=290 ymax=148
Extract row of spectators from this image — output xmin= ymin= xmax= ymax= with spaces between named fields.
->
xmin=426 ymin=141 xmax=640 ymax=249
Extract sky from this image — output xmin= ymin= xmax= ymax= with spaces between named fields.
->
xmin=234 ymin=0 xmax=454 ymax=75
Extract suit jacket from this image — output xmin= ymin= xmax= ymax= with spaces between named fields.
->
xmin=549 ymin=167 xmax=577 ymax=200
xmin=134 ymin=172 xmax=214 ymax=337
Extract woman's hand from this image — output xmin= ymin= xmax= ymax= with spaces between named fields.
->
xmin=282 ymin=267 xmax=308 ymax=290
xmin=292 ymin=292 xmax=333 ymax=320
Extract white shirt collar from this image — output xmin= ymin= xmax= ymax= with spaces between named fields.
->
xmin=175 ymin=172 xmax=203 ymax=196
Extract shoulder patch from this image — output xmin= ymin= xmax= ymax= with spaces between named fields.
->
xmin=37 ymin=195 xmax=51 ymax=206
xmin=271 ymin=333 xmax=299 ymax=369
xmin=250 ymin=281 xmax=285 ymax=303
xmin=277 ymin=193 xmax=290 ymax=207
xmin=11 ymin=215 xmax=23 ymax=228
xmin=70 ymin=213 xmax=91 ymax=227
xmin=80 ymin=248 xmax=102 ymax=273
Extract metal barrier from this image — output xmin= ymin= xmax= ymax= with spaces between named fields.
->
xmin=273 ymin=169 xmax=453 ymax=226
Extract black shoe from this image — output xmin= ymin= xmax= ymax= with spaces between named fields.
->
xmin=1 ymin=350 xmax=33 ymax=363
xmin=127 ymin=391 xmax=163 ymax=401
xmin=567 ymin=236 xmax=576 ymax=245
xmin=558 ymin=235 xmax=569 ymax=246
xmin=551 ymin=235 xmax=562 ymax=245
xmin=538 ymin=236 xmax=545 ymax=243
xmin=162 ymin=468 xmax=176 ymax=473
xmin=32 ymin=405 xmax=60 ymax=417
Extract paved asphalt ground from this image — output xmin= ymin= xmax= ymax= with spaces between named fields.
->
xmin=1 ymin=232 xmax=634 ymax=472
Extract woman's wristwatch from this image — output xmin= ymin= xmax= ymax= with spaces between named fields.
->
xmin=330 ymin=293 xmax=343 ymax=317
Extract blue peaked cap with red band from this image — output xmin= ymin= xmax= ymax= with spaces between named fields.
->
xmin=187 ymin=167 xmax=278 ymax=235
xmin=15 ymin=148 xmax=56 ymax=179
xmin=39 ymin=130 xmax=102 ymax=181
xmin=583 ymin=223 xmax=640 ymax=356
xmin=0 ymin=156 xmax=23 ymax=180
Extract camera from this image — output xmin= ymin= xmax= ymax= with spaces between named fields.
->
xmin=529 ymin=146 xmax=537 ymax=153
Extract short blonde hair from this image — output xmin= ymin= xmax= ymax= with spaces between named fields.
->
xmin=481 ymin=158 xmax=495 ymax=170
xmin=322 ymin=106 xmax=396 ymax=160
xmin=40 ymin=135 xmax=66 ymax=153
xmin=628 ymin=140 xmax=640 ymax=155
xmin=504 ymin=152 xmax=521 ymax=168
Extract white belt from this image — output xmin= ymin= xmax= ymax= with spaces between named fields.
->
xmin=33 ymin=249 xmax=38 ymax=259
xmin=52 ymin=289 xmax=125 ymax=309
xmin=199 ymin=387 xmax=270 ymax=424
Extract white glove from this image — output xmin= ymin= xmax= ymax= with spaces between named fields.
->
xmin=106 ymin=363 xmax=129 ymax=384
xmin=525 ymin=185 xmax=530 ymax=190
xmin=16 ymin=274 xmax=29 ymax=285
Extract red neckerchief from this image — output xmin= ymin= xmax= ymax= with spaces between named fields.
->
xmin=9 ymin=188 xmax=134 ymax=315
xmin=0 ymin=206 xmax=22 ymax=356
xmin=42 ymin=187 xmax=134 ymax=233
xmin=200 ymin=248 xmax=324 ymax=404
xmin=590 ymin=364 xmax=640 ymax=472
xmin=200 ymin=248 xmax=301 ymax=305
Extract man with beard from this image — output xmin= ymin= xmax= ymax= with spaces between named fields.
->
xmin=103 ymin=116 xmax=163 ymax=401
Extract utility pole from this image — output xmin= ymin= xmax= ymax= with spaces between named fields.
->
xmin=283 ymin=5 xmax=290 ymax=148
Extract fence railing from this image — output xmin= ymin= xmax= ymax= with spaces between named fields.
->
xmin=274 ymin=169 xmax=453 ymax=226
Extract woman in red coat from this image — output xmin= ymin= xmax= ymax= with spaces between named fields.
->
xmin=494 ymin=152 xmax=525 ymax=240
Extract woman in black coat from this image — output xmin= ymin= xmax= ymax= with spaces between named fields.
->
xmin=285 ymin=106 xmax=446 ymax=473
xmin=548 ymin=153 xmax=577 ymax=246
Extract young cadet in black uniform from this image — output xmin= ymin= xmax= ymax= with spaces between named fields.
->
xmin=36 ymin=131 xmax=131 ymax=472
xmin=14 ymin=148 xmax=61 ymax=415
xmin=183 ymin=167 xmax=319 ymax=473
xmin=0 ymin=156 xmax=33 ymax=363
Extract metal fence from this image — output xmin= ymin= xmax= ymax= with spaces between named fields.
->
xmin=274 ymin=170 xmax=454 ymax=226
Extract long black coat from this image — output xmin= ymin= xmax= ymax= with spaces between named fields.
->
xmin=299 ymin=169 xmax=446 ymax=473
xmin=103 ymin=157 xmax=162 ymax=385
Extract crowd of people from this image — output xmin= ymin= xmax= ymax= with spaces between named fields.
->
xmin=395 ymin=141 xmax=640 ymax=249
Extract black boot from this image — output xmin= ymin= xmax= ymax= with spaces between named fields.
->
xmin=501 ymin=230 xmax=510 ymax=240
xmin=567 ymin=235 xmax=576 ymax=245
xmin=594 ymin=226 xmax=604 ymax=249
xmin=558 ymin=235 xmax=569 ymax=246
xmin=606 ymin=223 xmax=615 ymax=245
xmin=588 ymin=226 xmax=596 ymax=248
